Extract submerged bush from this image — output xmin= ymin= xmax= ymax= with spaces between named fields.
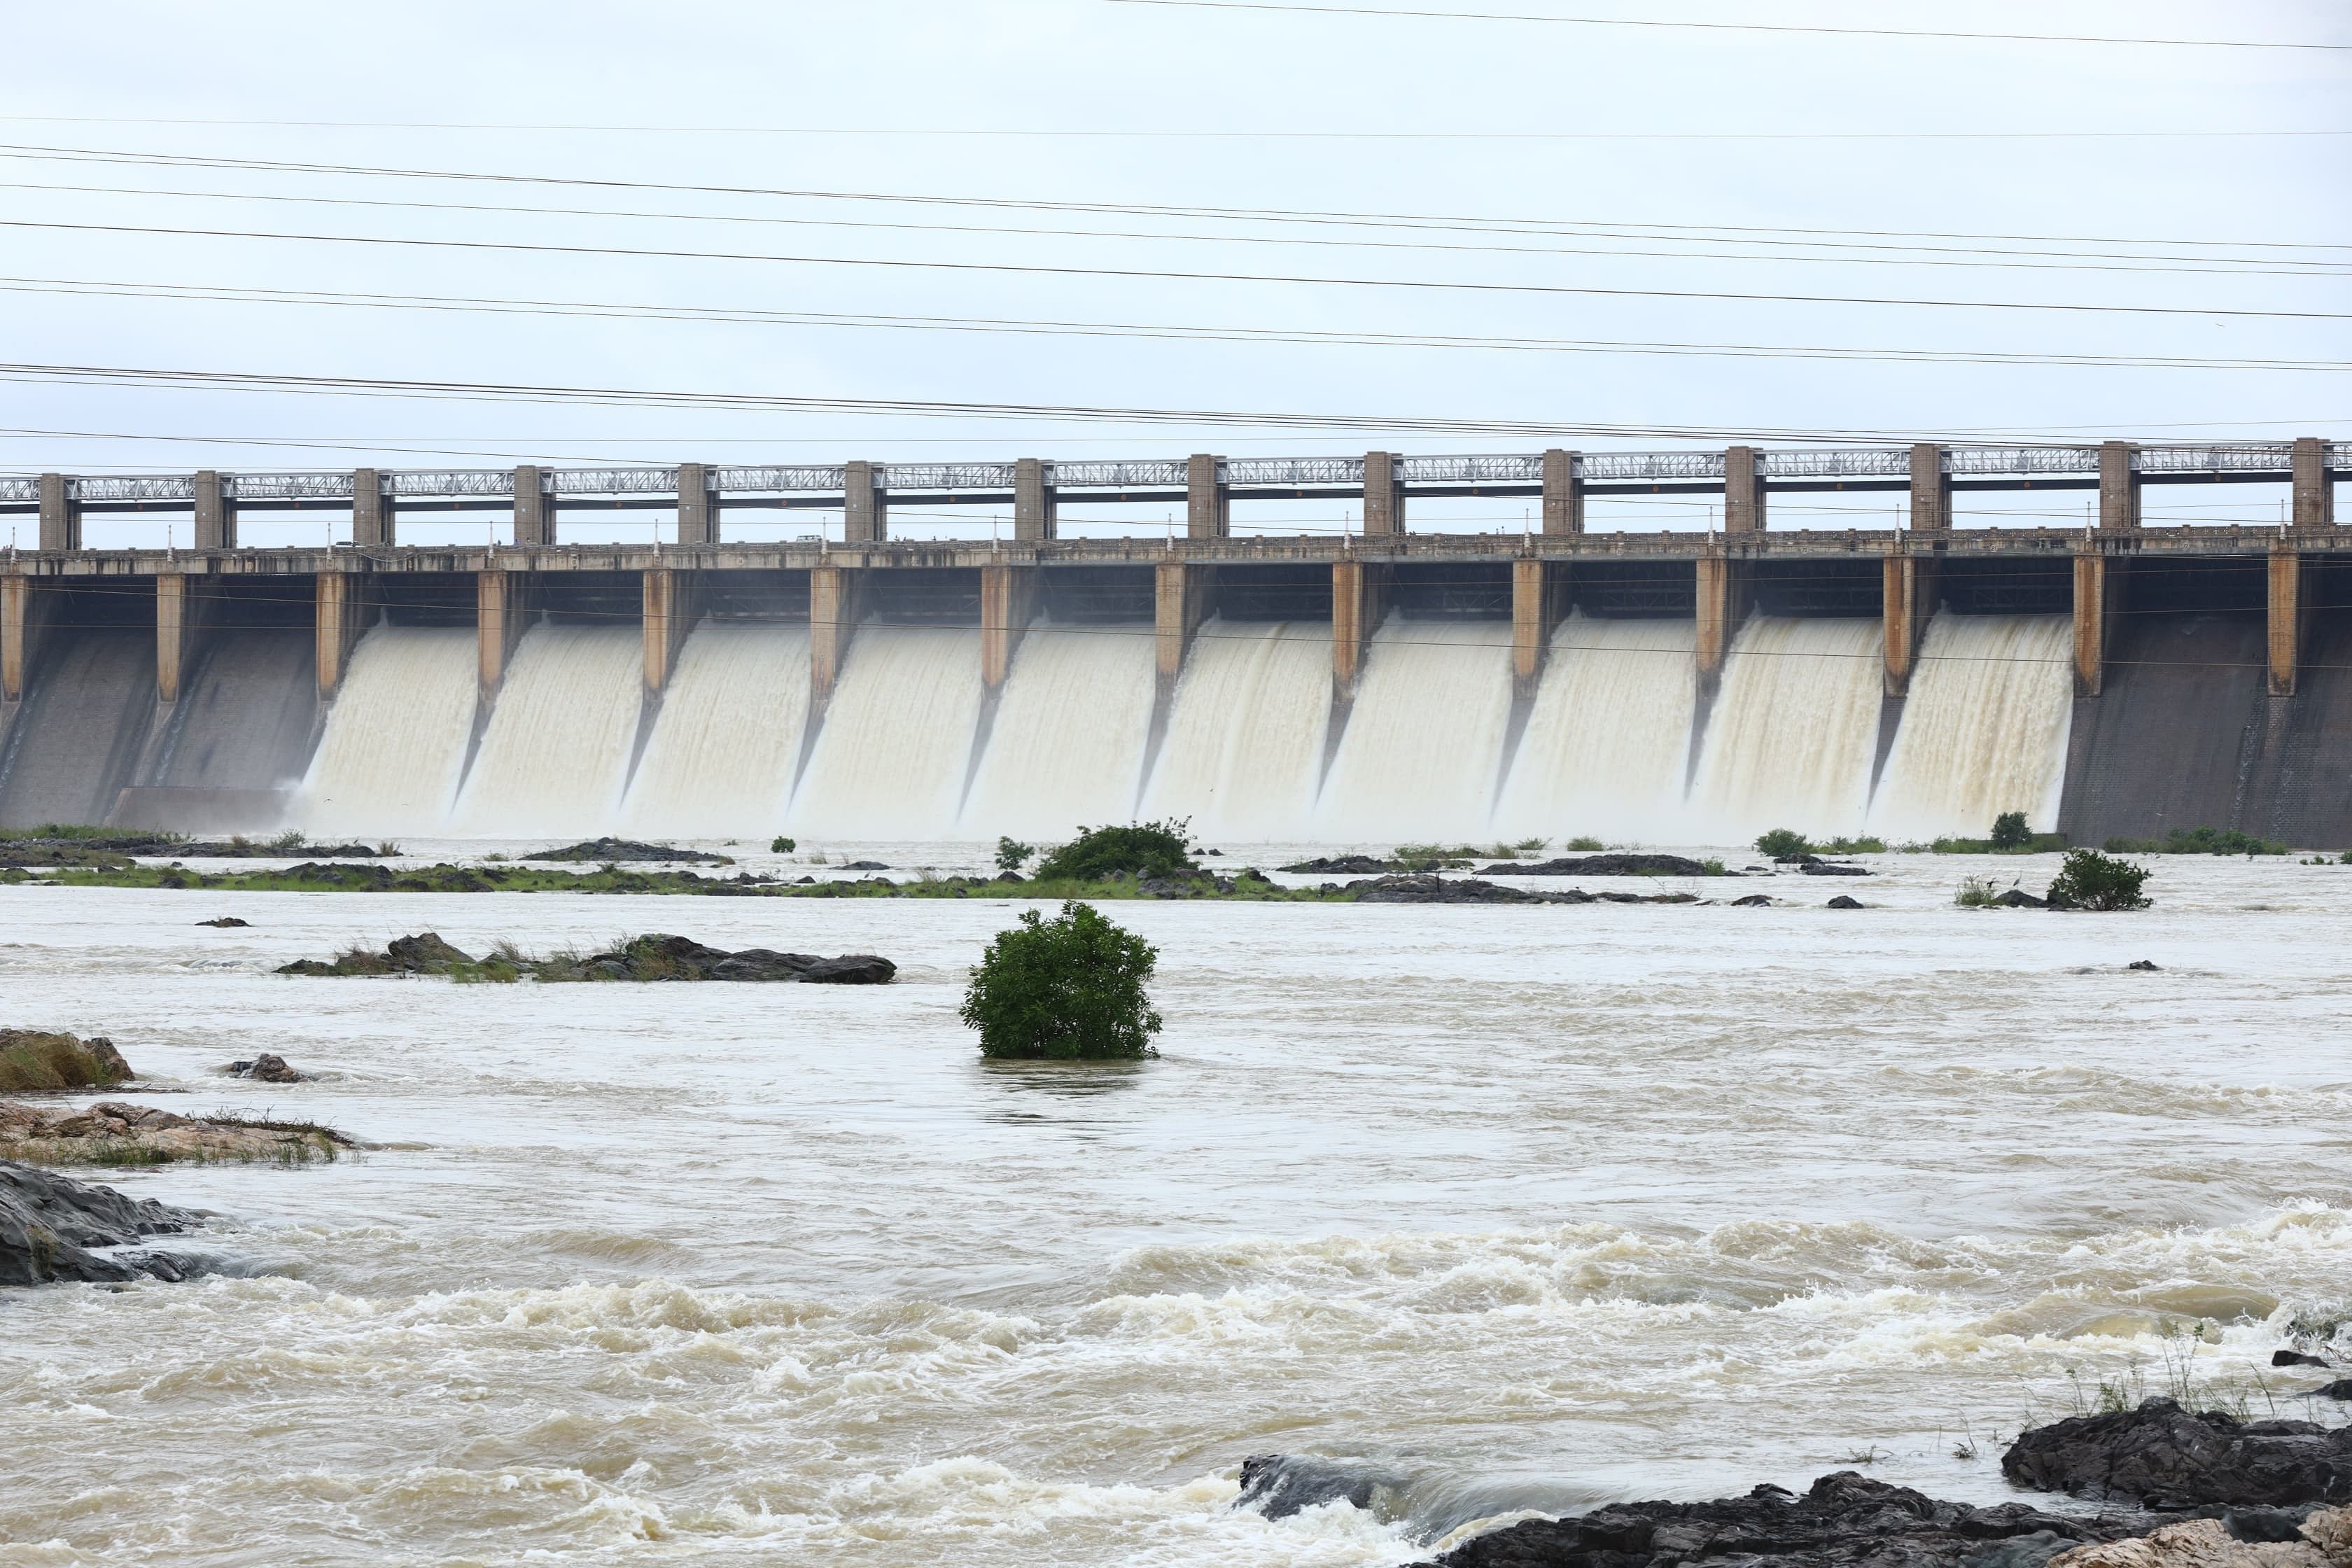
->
xmin=2103 ymin=825 xmax=2287 ymax=858
xmin=1032 ymin=820 xmax=1194 ymax=883
xmin=960 ymin=901 xmax=1162 ymax=1060
xmin=1755 ymin=828 xmax=1810 ymax=859
xmin=1989 ymin=812 xmax=2031 ymax=850
xmin=995 ymin=836 xmax=1035 ymax=875
xmin=1954 ymin=876 xmax=2001 ymax=908
xmin=769 ymin=836 xmax=796 ymax=855
xmin=2047 ymin=849 xmax=2152 ymax=911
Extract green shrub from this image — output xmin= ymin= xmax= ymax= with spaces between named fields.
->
xmin=960 ymin=901 xmax=1162 ymax=1060
xmin=1033 ymin=820 xmax=1194 ymax=882
xmin=1756 ymin=828 xmax=1810 ymax=859
xmin=1392 ymin=843 xmax=1480 ymax=869
xmin=2104 ymin=826 xmax=2286 ymax=857
xmin=995 ymin=836 xmax=1035 ymax=875
xmin=769 ymin=836 xmax=796 ymax=854
xmin=2047 ymin=848 xmax=2152 ymax=911
xmin=269 ymin=828 xmax=307 ymax=850
xmin=1989 ymin=812 xmax=2031 ymax=850
xmin=1954 ymin=875 xmax=2001 ymax=908
xmin=1561 ymin=836 xmax=1605 ymax=852
xmin=1818 ymin=836 xmax=1886 ymax=855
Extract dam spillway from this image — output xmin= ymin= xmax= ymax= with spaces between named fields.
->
xmin=1 ymin=435 xmax=2346 ymax=844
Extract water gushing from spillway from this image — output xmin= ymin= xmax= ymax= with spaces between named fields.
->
xmin=1867 ymin=614 xmax=2073 ymax=839
xmin=620 ymin=624 xmax=810 ymax=838
xmin=1690 ymin=616 xmax=1884 ymax=841
xmin=1317 ymin=618 xmax=1513 ymax=841
xmin=790 ymin=626 xmax=983 ymax=839
xmin=1494 ymin=615 xmax=1698 ymax=842
xmin=293 ymin=626 xmax=479 ymax=836
xmin=1142 ymin=620 xmax=1331 ymax=841
xmin=962 ymin=622 xmax=1157 ymax=839
xmin=449 ymin=626 xmax=644 ymax=836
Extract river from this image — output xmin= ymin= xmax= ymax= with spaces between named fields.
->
xmin=2 ymin=846 xmax=2346 ymax=1564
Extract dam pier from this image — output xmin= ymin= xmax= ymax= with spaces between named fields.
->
xmin=1 ymin=438 xmax=2345 ymax=845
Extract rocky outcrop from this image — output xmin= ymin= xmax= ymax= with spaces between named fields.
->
xmin=225 ymin=1054 xmax=309 ymax=1083
xmin=1801 ymin=862 xmax=1873 ymax=877
xmin=1400 ymin=1470 xmax=2141 ymax=1567
xmin=0 ymin=1030 xmax=134 ymax=1092
xmin=1493 ymin=854 xmax=1721 ymax=878
xmin=0 ymin=1101 xmax=350 ymax=1167
xmin=534 ymin=934 xmax=897 ymax=984
xmin=278 ymin=932 xmax=475 ymax=975
xmin=1827 ymin=895 xmax=1865 ymax=909
xmin=1348 ymin=875 xmax=1595 ymax=905
xmin=528 ymin=838 xmax=734 ymax=864
xmin=1999 ymin=889 xmax=2051 ymax=908
xmin=0 ymin=1157 xmax=206 ymax=1284
xmin=1732 ymin=893 xmax=1776 ymax=906
xmin=196 ymin=916 xmax=251 ymax=927
xmin=1238 ymin=1455 xmax=1409 ymax=1520
xmin=1280 ymin=855 xmax=1396 ymax=875
xmin=2002 ymin=1401 xmax=2352 ymax=1508
xmin=2046 ymin=1508 xmax=2352 ymax=1566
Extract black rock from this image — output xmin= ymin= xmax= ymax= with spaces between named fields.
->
xmin=1996 ymin=888 xmax=2049 ymax=908
xmin=1348 ymin=875 xmax=1592 ymax=905
xmin=225 ymin=1053 xmax=309 ymax=1083
xmin=196 ymin=916 xmax=250 ymax=927
xmin=1826 ymin=895 xmax=1865 ymax=909
xmin=1412 ymin=1469 xmax=2137 ymax=1567
xmin=1731 ymin=893 xmax=1774 ymax=906
xmin=799 ymin=954 xmax=898 ymax=985
xmin=1237 ymin=1455 xmax=1406 ymax=1521
xmin=1279 ymin=855 xmax=1394 ymax=874
xmin=1503 ymin=854 xmax=1718 ymax=878
xmin=386 ymin=932 xmax=476 ymax=969
xmin=2000 ymin=1396 xmax=2352 ymax=1506
xmin=2274 ymin=1350 xmax=2331 ymax=1368
xmin=529 ymin=838 xmax=733 ymax=864
xmin=2128 ymin=959 xmax=2160 ymax=971
xmin=839 ymin=860 xmax=891 ymax=871
xmin=0 ymin=1158 xmax=206 ymax=1287
xmin=2314 ymin=1380 xmax=2352 ymax=1401
xmin=1800 ymin=862 xmax=1872 ymax=877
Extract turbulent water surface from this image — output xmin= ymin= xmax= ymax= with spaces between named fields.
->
xmin=3 ymin=852 xmax=2348 ymax=1565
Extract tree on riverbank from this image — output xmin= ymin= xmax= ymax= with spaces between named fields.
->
xmin=960 ymin=901 xmax=1162 ymax=1060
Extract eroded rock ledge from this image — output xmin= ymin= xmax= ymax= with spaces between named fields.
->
xmin=0 ymin=1158 xmax=208 ymax=1284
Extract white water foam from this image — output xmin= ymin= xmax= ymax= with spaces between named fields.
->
xmin=449 ymin=626 xmax=643 ymax=836
xmin=961 ymin=622 xmax=1157 ymax=839
xmin=1142 ymin=620 xmax=1331 ymax=841
xmin=1868 ymin=614 xmax=2075 ymax=839
xmin=620 ymin=624 xmax=811 ymax=837
xmin=1690 ymin=616 xmax=1884 ymax=841
xmin=790 ymin=626 xmax=983 ymax=838
xmin=293 ymin=626 xmax=478 ymax=836
xmin=1316 ymin=617 xmax=1513 ymax=841
xmin=1493 ymin=615 xmax=1698 ymax=842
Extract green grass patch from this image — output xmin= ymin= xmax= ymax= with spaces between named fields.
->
xmin=0 ymin=1030 xmax=132 ymax=1091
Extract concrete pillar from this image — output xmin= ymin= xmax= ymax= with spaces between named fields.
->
xmin=157 ymin=574 xmax=200 ymax=704
xmin=1 ymin=574 xmax=25 ymax=701
xmin=1511 ymin=559 xmax=1559 ymax=699
xmin=2292 ymin=437 xmax=2335 ymax=528
xmin=512 ymin=465 xmax=552 ymax=547
xmin=351 ymin=468 xmax=393 ymax=547
xmin=315 ymin=573 xmax=366 ymax=699
xmin=1695 ymin=552 xmax=1734 ymax=682
xmin=843 ymin=461 xmax=887 ymax=543
xmin=1186 ymin=454 xmax=1228 ymax=539
xmin=1014 ymin=458 xmax=1056 ymax=541
xmin=1541 ymin=449 xmax=1584 ymax=535
xmin=1908 ymin=444 xmax=1951 ymax=531
xmin=38 ymin=475 xmax=78 ymax=552
xmin=477 ymin=570 xmax=530 ymax=694
xmin=1882 ymin=555 xmax=1932 ymax=696
xmin=1362 ymin=451 xmax=1405 ymax=538
xmin=676 ymin=462 xmax=718 ymax=546
xmin=2097 ymin=442 xmax=2141 ymax=531
xmin=1724 ymin=446 xmax=1767 ymax=533
xmin=810 ymin=564 xmax=860 ymax=706
xmin=643 ymin=568 xmax=696 ymax=694
xmin=2269 ymin=548 xmax=2303 ymax=697
xmin=2072 ymin=553 xmax=2110 ymax=696
xmin=1331 ymin=559 xmax=1386 ymax=694
xmin=1154 ymin=559 xmax=1208 ymax=699
xmin=980 ymin=564 xmax=1040 ymax=690
xmin=192 ymin=471 xmax=235 ymax=550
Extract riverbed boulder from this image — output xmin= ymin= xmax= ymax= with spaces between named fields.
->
xmin=528 ymin=837 xmax=734 ymax=864
xmin=1827 ymin=895 xmax=1865 ymax=909
xmin=225 ymin=1054 xmax=309 ymax=1083
xmin=1348 ymin=875 xmax=1595 ymax=905
xmin=1999 ymin=888 xmax=2051 ymax=908
xmin=536 ymin=934 xmax=897 ymax=984
xmin=2001 ymin=1399 xmax=2352 ymax=1508
xmin=0 ymin=1030 xmax=134 ymax=1091
xmin=1402 ymin=1469 xmax=2138 ymax=1567
xmin=0 ymin=1157 xmax=206 ymax=1284
xmin=1732 ymin=893 xmax=1776 ymax=906
xmin=2045 ymin=1508 xmax=2352 ymax=1565
xmin=1280 ymin=854 xmax=1394 ymax=875
xmin=1802 ymin=862 xmax=1873 ymax=877
xmin=1 ymin=1101 xmax=349 ymax=1168
xmin=1499 ymin=853 xmax=1719 ymax=878
xmin=196 ymin=916 xmax=250 ymax=927
xmin=1238 ymin=1454 xmax=1410 ymax=1520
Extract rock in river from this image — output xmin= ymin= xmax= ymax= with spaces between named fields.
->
xmin=1348 ymin=875 xmax=1593 ymax=905
xmin=2001 ymin=1399 xmax=2352 ymax=1508
xmin=1495 ymin=853 xmax=1720 ymax=878
xmin=0 ymin=1158 xmax=207 ymax=1285
xmin=225 ymin=1053 xmax=310 ymax=1083
xmin=1279 ymin=855 xmax=1395 ymax=875
xmin=527 ymin=837 xmax=734 ymax=864
xmin=1826 ymin=895 xmax=1865 ymax=909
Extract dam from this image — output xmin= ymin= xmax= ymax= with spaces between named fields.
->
xmin=0 ymin=438 xmax=2344 ymax=844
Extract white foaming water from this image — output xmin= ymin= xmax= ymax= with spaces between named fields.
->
xmin=790 ymin=626 xmax=983 ymax=838
xmin=293 ymin=626 xmax=478 ymax=835
xmin=1868 ymin=614 xmax=2074 ymax=839
xmin=962 ymin=622 xmax=1156 ymax=839
xmin=1142 ymin=619 xmax=1331 ymax=840
xmin=1317 ymin=617 xmax=1513 ymax=841
xmin=449 ymin=626 xmax=644 ymax=836
xmin=1691 ymin=616 xmax=1884 ymax=840
xmin=1494 ymin=615 xmax=1697 ymax=841
xmin=620 ymin=624 xmax=811 ymax=837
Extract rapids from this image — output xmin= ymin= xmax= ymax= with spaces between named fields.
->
xmin=3 ymin=853 xmax=2348 ymax=1564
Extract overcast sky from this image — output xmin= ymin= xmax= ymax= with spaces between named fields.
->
xmin=1 ymin=0 xmax=2345 ymax=543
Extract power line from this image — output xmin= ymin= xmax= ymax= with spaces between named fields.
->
xmin=4 ymin=142 xmax=2341 ymax=258
xmin=8 ymin=276 xmax=2342 ymax=377
xmin=1106 ymin=0 xmax=2352 ymax=52
xmin=6 ymin=216 xmax=2345 ymax=325
xmin=8 ymin=176 xmax=2346 ymax=281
